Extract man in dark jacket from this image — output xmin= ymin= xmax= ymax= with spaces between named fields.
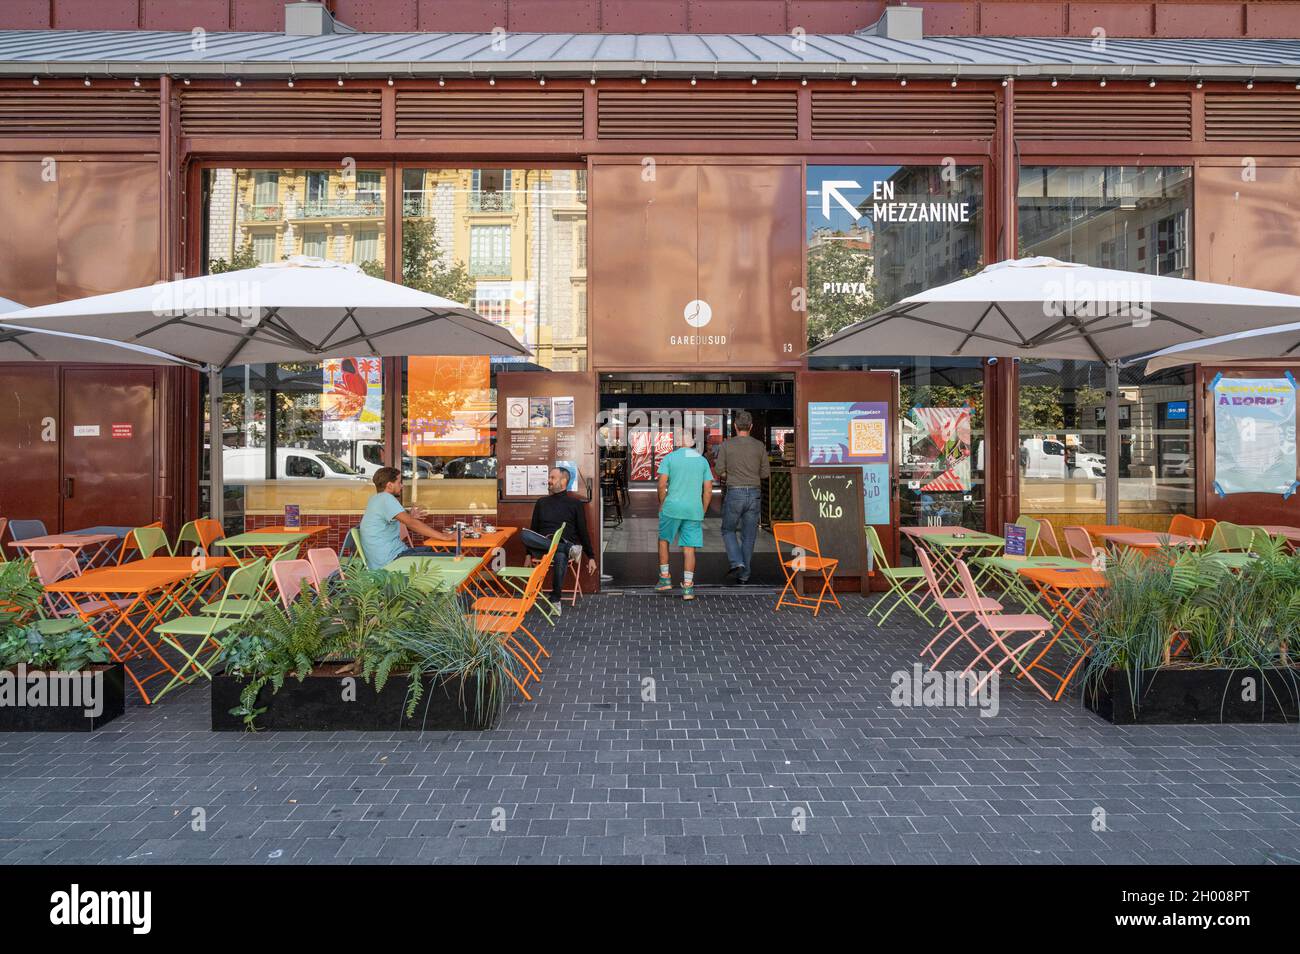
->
xmin=522 ymin=466 xmax=596 ymax=605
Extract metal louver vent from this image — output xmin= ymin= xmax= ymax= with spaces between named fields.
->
xmin=1016 ymin=91 xmax=1192 ymax=140
xmin=598 ymin=90 xmax=798 ymax=139
xmin=181 ymin=90 xmax=382 ymax=137
xmin=0 ymin=90 xmax=159 ymax=137
xmin=1205 ymin=94 xmax=1300 ymax=141
xmin=397 ymin=91 xmax=584 ymax=138
xmin=811 ymin=91 xmax=996 ymax=139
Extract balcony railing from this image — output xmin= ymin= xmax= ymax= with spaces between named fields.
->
xmin=468 ymin=190 xmax=513 ymax=213
xmin=293 ymin=199 xmax=385 ymax=219
xmin=402 ymin=196 xmax=430 ymax=217
xmin=468 ymin=256 xmax=512 ymax=277
xmin=241 ymin=202 xmax=283 ymax=222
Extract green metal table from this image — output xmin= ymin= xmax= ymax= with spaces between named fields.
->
xmin=384 ymin=555 xmax=478 ymax=592
xmin=217 ymin=531 xmax=311 ymax=565
xmin=975 ymin=555 xmax=1090 ymax=611
xmin=915 ymin=531 xmax=1006 ymax=596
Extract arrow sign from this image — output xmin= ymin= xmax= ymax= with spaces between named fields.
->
xmin=814 ymin=180 xmax=862 ymax=221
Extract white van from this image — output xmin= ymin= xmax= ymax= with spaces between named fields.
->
xmin=1019 ymin=437 xmax=1105 ymax=479
xmin=354 ymin=440 xmax=435 ymax=479
xmin=223 ymin=447 xmax=368 ymax=481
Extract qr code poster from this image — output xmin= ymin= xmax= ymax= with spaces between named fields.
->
xmin=849 ymin=417 xmax=886 ymax=459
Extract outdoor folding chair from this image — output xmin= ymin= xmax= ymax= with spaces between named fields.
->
xmin=307 ymin=548 xmax=343 ymax=586
xmin=1015 ymin=514 xmax=1043 ymax=555
xmin=1198 ymin=518 xmax=1218 ymax=542
xmin=32 ymin=549 xmax=132 ymax=624
xmin=1063 ymin=526 xmax=1104 ymax=565
xmin=1168 ymin=513 xmax=1206 ymax=540
xmin=466 ymin=551 xmax=555 ymax=700
xmin=152 ymin=559 xmax=269 ymax=701
xmin=344 ymin=528 xmax=373 ymax=570
xmin=560 ymin=542 xmax=587 ymax=606
xmin=8 ymin=519 xmax=47 ymax=543
xmin=497 ymin=525 xmax=564 ymax=625
xmin=1207 ymin=520 xmax=1257 ymax=552
xmin=864 ymin=524 xmax=932 ymax=625
xmin=0 ymin=518 xmax=7 ymax=561
xmin=953 ymin=559 xmax=1054 ymax=700
xmin=773 ymin=521 xmax=841 ymax=616
xmin=272 ymin=559 xmax=319 ymax=609
xmin=915 ymin=548 xmax=1005 ymax=668
xmin=118 ymin=524 xmax=169 ymax=563
xmin=1036 ymin=517 xmax=1064 ymax=557
xmin=174 ymin=518 xmax=225 ymax=556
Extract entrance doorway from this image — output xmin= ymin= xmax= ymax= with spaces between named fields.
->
xmin=598 ymin=373 xmax=795 ymax=587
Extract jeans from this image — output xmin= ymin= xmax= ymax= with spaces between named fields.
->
xmin=721 ymin=486 xmax=761 ymax=581
xmin=394 ymin=546 xmax=438 ymax=559
xmin=522 ymin=527 xmax=581 ymax=600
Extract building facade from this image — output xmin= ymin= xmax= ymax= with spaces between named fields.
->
xmin=3 ymin=1 xmax=1300 ymax=582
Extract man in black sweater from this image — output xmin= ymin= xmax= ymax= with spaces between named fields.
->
xmin=522 ymin=466 xmax=596 ymax=604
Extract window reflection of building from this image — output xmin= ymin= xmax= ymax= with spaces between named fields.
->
xmin=871 ymin=165 xmax=984 ymax=305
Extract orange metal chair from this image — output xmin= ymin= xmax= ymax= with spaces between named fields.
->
xmin=1168 ymin=513 xmax=1206 ymax=540
xmin=1197 ymin=518 xmax=1217 ymax=542
xmin=0 ymin=517 xmax=7 ymax=562
xmin=466 ymin=550 xmax=554 ymax=701
xmin=773 ymin=521 xmax=841 ymax=616
xmin=118 ymin=522 xmax=166 ymax=564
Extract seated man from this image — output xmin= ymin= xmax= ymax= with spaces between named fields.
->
xmin=358 ymin=466 xmax=455 ymax=570
xmin=521 ymin=466 xmax=596 ymax=607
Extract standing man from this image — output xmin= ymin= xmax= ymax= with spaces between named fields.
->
xmin=714 ymin=410 xmax=770 ymax=585
xmin=656 ymin=426 xmax=713 ymax=601
xmin=522 ymin=465 xmax=597 ymax=610
xmin=358 ymin=466 xmax=456 ymax=569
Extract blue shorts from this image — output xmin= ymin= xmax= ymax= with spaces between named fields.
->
xmin=658 ymin=514 xmax=704 ymax=548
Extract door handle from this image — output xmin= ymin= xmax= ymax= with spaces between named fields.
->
xmin=63 ymin=477 xmax=73 ymax=499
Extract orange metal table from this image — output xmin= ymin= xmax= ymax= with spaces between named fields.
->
xmin=44 ymin=565 xmax=199 ymax=704
xmin=116 ymin=555 xmax=240 ymax=608
xmin=1016 ymin=566 xmax=1108 ymax=700
xmin=1098 ymin=530 xmax=1202 ymax=551
xmin=422 ymin=526 xmax=518 ymax=554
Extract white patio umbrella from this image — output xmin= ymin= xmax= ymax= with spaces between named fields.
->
xmin=1 ymin=258 xmax=529 ymax=527
xmin=809 ymin=257 xmax=1300 ymax=363
xmin=0 ymin=296 xmax=195 ymax=366
xmin=1141 ymin=321 xmax=1300 ymax=374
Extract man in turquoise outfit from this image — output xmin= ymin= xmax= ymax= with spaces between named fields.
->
xmin=655 ymin=426 xmax=714 ymax=601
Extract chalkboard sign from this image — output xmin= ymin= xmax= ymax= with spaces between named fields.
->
xmin=791 ymin=466 xmax=866 ymax=582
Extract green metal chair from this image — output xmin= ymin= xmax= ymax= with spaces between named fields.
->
xmin=152 ymin=559 xmax=269 ymax=700
xmin=1208 ymin=520 xmax=1257 ymax=552
xmin=1014 ymin=514 xmax=1043 ymax=556
xmin=497 ymin=525 xmax=565 ymax=625
xmin=120 ymin=525 xmax=170 ymax=562
xmin=865 ymin=525 xmax=932 ymax=625
xmin=173 ymin=518 xmax=225 ymax=556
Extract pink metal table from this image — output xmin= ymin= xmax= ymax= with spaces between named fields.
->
xmin=8 ymin=532 xmax=118 ymax=568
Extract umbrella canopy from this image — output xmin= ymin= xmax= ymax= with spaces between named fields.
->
xmin=808 ymin=257 xmax=1300 ymax=362
xmin=0 ymin=296 xmax=193 ymax=366
xmin=0 ymin=257 xmax=527 ymax=368
xmin=1142 ymin=321 xmax=1300 ymax=374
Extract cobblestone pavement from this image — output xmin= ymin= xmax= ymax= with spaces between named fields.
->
xmin=1 ymin=592 xmax=1298 ymax=864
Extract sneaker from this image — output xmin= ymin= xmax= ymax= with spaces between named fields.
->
xmin=654 ymin=575 xmax=673 ymax=593
xmin=726 ymin=564 xmax=744 ymax=577
xmin=681 ymin=582 xmax=695 ymax=601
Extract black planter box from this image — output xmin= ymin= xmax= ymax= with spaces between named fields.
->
xmin=0 ymin=663 xmax=125 ymax=732
xmin=211 ymin=668 xmax=498 ymax=731
xmin=1085 ymin=666 xmax=1300 ymax=724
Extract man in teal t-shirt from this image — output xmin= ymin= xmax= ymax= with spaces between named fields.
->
xmin=655 ymin=427 xmax=714 ymax=600
xmin=358 ymin=466 xmax=455 ymax=569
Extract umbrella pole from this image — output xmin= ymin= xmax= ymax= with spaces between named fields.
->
xmin=1105 ymin=361 xmax=1120 ymax=525
xmin=209 ymin=366 xmax=224 ymax=531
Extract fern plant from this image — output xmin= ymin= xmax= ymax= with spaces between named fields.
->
xmin=0 ymin=622 xmax=108 ymax=672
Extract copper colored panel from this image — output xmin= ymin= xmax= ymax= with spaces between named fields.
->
xmin=590 ymin=163 xmax=699 ymax=368
xmin=510 ymin=0 xmax=599 ymax=31
xmin=418 ymin=0 xmax=507 ymax=30
xmin=141 ymin=0 xmax=230 ymax=30
xmin=697 ymin=164 xmax=803 ymax=366
xmin=233 ymin=0 xmax=285 ymax=31
xmin=0 ymin=366 xmax=60 ymax=531
xmin=980 ymin=2 xmax=1064 ymax=35
xmin=1066 ymin=3 xmax=1153 ymax=37
xmin=921 ymin=2 xmax=979 ymax=34
xmin=787 ymin=1 xmax=886 ymax=34
xmin=56 ymin=161 xmax=160 ymax=301
xmin=687 ymin=0 xmax=786 ymax=31
xmin=600 ymin=0 xmax=689 ymax=31
xmin=0 ymin=1 xmax=50 ymax=29
xmin=53 ymin=0 xmax=137 ymax=29
xmin=1154 ymin=3 xmax=1243 ymax=37
xmin=1197 ymin=165 xmax=1300 ymax=296
xmin=0 ymin=160 xmax=58 ymax=305
xmin=336 ymin=0 xmax=418 ymax=30
xmin=60 ymin=368 xmax=157 ymax=531
xmin=1247 ymin=4 xmax=1300 ymax=38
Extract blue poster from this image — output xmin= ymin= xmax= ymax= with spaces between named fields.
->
xmin=1212 ymin=375 xmax=1299 ymax=498
xmin=862 ymin=464 xmax=890 ymax=526
xmin=808 ymin=401 xmax=889 ymax=465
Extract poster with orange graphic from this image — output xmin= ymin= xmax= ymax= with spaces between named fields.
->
xmin=407 ymin=356 xmax=493 ymax=457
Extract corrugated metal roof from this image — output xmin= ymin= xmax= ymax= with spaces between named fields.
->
xmin=1 ymin=29 xmax=1299 ymax=81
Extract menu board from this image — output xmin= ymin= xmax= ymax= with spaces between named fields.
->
xmin=791 ymin=466 xmax=866 ymax=582
xmin=497 ymin=378 xmax=594 ymax=502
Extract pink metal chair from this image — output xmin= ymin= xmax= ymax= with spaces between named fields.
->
xmin=32 ymin=549 xmax=131 ymax=620
xmin=1063 ymin=526 xmax=1101 ymax=564
xmin=307 ymin=548 xmax=342 ymax=588
xmin=953 ymin=558 xmax=1054 ymax=700
xmin=916 ymin=548 xmax=1005 ymax=668
xmin=271 ymin=559 xmax=318 ymax=609
xmin=1036 ymin=517 xmax=1064 ymax=557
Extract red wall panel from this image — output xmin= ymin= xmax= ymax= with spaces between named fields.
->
xmin=1155 ymin=3 xmax=1244 ymax=37
xmin=418 ymin=0 xmax=510 ymax=30
xmin=980 ymin=1 xmax=1066 ymax=34
xmin=600 ymin=0 xmax=690 ymax=31
xmin=1246 ymin=2 xmax=1300 ymax=36
xmin=511 ymin=0 xmax=601 ymax=31
xmin=1066 ymin=3 xmax=1154 ymax=37
xmin=336 ymin=0 xmax=419 ymax=30
xmin=918 ymin=1 xmax=980 ymax=34
xmin=233 ymin=0 xmax=286 ymax=31
xmin=687 ymin=0 xmax=787 ymax=32
xmin=0 ymin=0 xmax=51 ymax=29
xmin=786 ymin=1 xmax=885 ymax=33
xmin=141 ymin=0 xmax=233 ymax=31
xmin=54 ymin=0 xmax=139 ymax=30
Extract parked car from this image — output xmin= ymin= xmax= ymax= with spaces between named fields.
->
xmin=355 ymin=440 xmax=435 ymax=479
xmin=223 ymin=447 xmax=368 ymax=481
